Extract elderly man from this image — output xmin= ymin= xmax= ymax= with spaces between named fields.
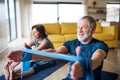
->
xmin=6 ymin=16 xmax=108 ymax=80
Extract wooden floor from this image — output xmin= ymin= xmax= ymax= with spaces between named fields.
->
xmin=0 ymin=38 xmax=120 ymax=80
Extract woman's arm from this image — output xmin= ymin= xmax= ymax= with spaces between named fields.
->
xmin=24 ymin=42 xmax=33 ymax=48
xmin=35 ymin=41 xmax=48 ymax=50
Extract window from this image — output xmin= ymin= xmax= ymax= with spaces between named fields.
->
xmin=59 ymin=4 xmax=85 ymax=22
xmin=5 ymin=0 xmax=17 ymax=42
xmin=32 ymin=3 xmax=57 ymax=24
xmin=32 ymin=2 xmax=85 ymax=25
xmin=106 ymin=3 xmax=120 ymax=22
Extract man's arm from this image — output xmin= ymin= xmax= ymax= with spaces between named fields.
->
xmin=70 ymin=48 xmax=107 ymax=79
xmin=44 ymin=46 xmax=68 ymax=54
xmin=91 ymin=49 xmax=106 ymax=70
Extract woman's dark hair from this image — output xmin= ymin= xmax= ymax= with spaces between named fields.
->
xmin=32 ymin=24 xmax=47 ymax=39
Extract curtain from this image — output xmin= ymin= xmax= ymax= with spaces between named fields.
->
xmin=20 ymin=0 xmax=33 ymax=37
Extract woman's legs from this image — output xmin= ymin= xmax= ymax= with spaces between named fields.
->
xmin=8 ymin=62 xmax=35 ymax=79
xmin=3 ymin=61 xmax=35 ymax=79
xmin=14 ymin=68 xmax=35 ymax=79
xmin=3 ymin=61 xmax=12 ymax=80
xmin=18 ymin=60 xmax=56 ymax=78
xmin=3 ymin=61 xmax=19 ymax=80
xmin=9 ymin=61 xmax=19 ymax=80
xmin=22 ymin=68 xmax=35 ymax=76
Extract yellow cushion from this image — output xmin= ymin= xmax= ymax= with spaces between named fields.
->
xmin=65 ymin=34 xmax=77 ymax=41
xmin=43 ymin=23 xmax=60 ymax=34
xmin=102 ymin=26 xmax=116 ymax=35
xmin=48 ymin=35 xmax=65 ymax=43
xmin=93 ymin=34 xmax=114 ymax=40
xmin=61 ymin=22 xmax=77 ymax=34
xmin=95 ymin=22 xmax=102 ymax=33
xmin=53 ymin=43 xmax=63 ymax=48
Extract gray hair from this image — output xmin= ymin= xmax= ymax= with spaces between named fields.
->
xmin=80 ymin=16 xmax=96 ymax=29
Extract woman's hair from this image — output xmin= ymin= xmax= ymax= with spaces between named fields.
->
xmin=32 ymin=24 xmax=47 ymax=39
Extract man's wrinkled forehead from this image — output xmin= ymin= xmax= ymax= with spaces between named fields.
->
xmin=77 ymin=18 xmax=89 ymax=26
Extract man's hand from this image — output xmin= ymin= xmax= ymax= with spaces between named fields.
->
xmin=70 ymin=62 xmax=83 ymax=80
xmin=70 ymin=46 xmax=83 ymax=80
xmin=6 ymin=50 xmax=23 ymax=62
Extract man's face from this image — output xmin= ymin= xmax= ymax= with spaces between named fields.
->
xmin=77 ymin=19 xmax=92 ymax=42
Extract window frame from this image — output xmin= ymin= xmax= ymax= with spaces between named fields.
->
xmin=5 ymin=0 xmax=17 ymax=42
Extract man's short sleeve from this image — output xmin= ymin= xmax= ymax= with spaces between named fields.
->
xmin=97 ymin=42 xmax=108 ymax=53
xmin=94 ymin=41 xmax=109 ymax=58
xmin=63 ymin=41 xmax=71 ymax=52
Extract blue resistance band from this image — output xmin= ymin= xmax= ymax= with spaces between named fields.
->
xmin=21 ymin=47 xmax=32 ymax=79
xmin=21 ymin=52 xmax=31 ymax=72
xmin=21 ymin=47 xmax=32 ymax=72
xmin=21 ymin=48 xmax=94 ymax=80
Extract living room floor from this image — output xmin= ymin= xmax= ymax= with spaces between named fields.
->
xmin=0 ymin=38 xmax=120 ymax=80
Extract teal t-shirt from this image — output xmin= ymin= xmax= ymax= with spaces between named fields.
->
xmin=63 ymin=38 xmax=108 ymax=80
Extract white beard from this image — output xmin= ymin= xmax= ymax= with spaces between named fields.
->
xmin=77 ymin=32 xmax=92 ymax=42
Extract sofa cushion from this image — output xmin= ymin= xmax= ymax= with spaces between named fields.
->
xmin=93 ymin=34 xmax=115 ymax=41
xmin=61 ymin=22 xmax=77 ymax=34
xmin=48 ymin=35 xmax=65 ymax=43
xmin=65 ymin=34 xmax=77 ymax=41
xmin=43 ymin=23 xmax=61 ymax=34
xmin=95 ymin=22 xmax=102 ymax=33
xmin=53 ymin=43 xmax=63 ymax=48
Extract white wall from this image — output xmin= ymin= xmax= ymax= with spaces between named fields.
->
xmin=0 ymin=0 xmax=8 ymax=52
